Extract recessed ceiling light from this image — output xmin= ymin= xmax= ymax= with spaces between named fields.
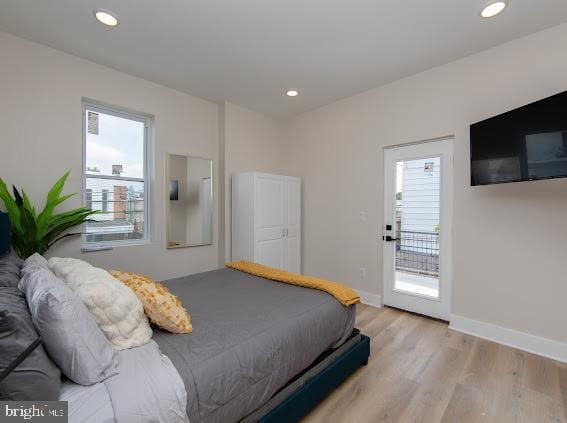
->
xmin=286 ymin=90 xmax=299 ymax=97
xmin=480 ymin=1 xmax=507 ymax=18
xmin=94 ymin=9 xmax=119 ymax=27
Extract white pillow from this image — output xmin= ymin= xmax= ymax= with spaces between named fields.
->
xmin=48 ymin=257 xmax=152 ymax=350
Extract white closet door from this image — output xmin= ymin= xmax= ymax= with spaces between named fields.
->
xmin=254 ymin=174 xmax=285 ymax=269
xmin=284 ymin=177 xmax=301 ymax=273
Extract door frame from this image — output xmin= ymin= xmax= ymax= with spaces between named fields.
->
xmin=382 ymin=137 xmax=454 ymax=321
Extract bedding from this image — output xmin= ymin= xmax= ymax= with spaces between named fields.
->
xmin=0 ymin=253 xmax=23 ymax=287
xmin=60 ymin=340 xmax=188 ymax=423
xmin=48 ymin=257 xmax=152 ymax=349
xmin=225 ymin=260 xmax=360 ymax=306
xmin=19 ymin=265 xmax=118 ymax=385
xmin=59 ymin=379 xmax=115 ymax=423
xmin=0 ymin=286 xmax=61 ymax=400
xmin=22 ymin=253 xmax=49 ymax=271
xmin=153 ymin=267 xmax=356 ymax=423
xmin=110 ymin=270 xmax=192 ymax=334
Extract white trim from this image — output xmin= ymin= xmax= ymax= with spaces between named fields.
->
xmin=449 ymin=314 xmax=567 ymax=363
xmin=383 ymin=134 xmax=456 ymax=150
xmin=86 ymin=174 xmax=144 ymax=183
xmin=356 ymin=289 xmax=383 ymax=308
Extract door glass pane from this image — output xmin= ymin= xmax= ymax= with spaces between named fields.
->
xmin=394 ymin=157 xmax=440 ymax=298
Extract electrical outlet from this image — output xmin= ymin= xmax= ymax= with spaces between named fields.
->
xmin=359 ymin=211 xmax=367 ymax=222
xmin=359 ymin=267 xmax=367 ymax=278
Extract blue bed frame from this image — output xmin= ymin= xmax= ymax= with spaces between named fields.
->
xmin=0 ymin=211 xmax=9 ymax=255
xmin=260 ymin=333 xmax=370 ymax=422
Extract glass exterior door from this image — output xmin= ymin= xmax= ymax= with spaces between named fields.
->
xmin=383 ymin=139 xmax=453 ymax=320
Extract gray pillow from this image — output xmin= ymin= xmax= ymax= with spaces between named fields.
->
xmin=19 ymin=265 xmax=119 ymax=385
xmin=0 ymin=253 xmax=23 ymax=288
xmin=22 ymin=253 xmax=49 ymax=272
xmin=0 ymin=287 xmax=61 ymax=400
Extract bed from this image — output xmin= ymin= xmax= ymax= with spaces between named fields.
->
xmin=60 ymin=267 xmax=369 ymax=422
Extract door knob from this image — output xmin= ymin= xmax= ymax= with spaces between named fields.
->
xmin=383 ymin=235 xmax=397 ymax=242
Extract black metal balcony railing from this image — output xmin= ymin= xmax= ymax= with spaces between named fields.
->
xmin=395 ymin=230 xmax=439 ymax=277
xmin=84 ymin=195 xmax=145 ymax=243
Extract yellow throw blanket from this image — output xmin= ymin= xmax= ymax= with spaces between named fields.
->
xmin=225 ymin=260 xmax=360 ymax=307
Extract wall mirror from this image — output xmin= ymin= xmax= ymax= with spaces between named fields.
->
xmin=166 ymin=154 xmax=213 ymax=248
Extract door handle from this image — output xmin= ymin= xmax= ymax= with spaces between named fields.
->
xmin=382 ymin=235 xmax=397 ymax=242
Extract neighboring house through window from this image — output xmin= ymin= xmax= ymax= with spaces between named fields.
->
xmin=86 ymin=189 xmax=93 ymax=210
xmin=82 ymin=100 xmax=151 ymax=246
xmin=101 ymin=189 xmax=109 ymax=213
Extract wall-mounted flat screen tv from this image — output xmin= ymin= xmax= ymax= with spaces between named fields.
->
xmin=470 ymin=91 xmax=567 ymax=186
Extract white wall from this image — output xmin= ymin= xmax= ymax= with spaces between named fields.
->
xmin=0 ymin=31 xmax=220 ymax=281
xmin=3 ymin=22 xmax=567 ymax=353
xmin=219 ymin=102 xmax=286 ymax=263
xmin=284 ymin=23 xmax=567 ymax=345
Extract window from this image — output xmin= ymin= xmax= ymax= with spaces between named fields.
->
xmin=86 ymin=189 xmax=93 ymax=210
xmin=82 ymin=101 xmax=151 ymax=246
xmin=101 ymin=189 xmax=109 ymax=213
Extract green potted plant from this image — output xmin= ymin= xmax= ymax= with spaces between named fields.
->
xmin=0 ymin=171 xmax=98 ymax=258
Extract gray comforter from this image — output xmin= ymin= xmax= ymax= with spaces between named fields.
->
xmin=60 ymin=341 xmax=188 ymax=423
xmin=154 ymin=268 xmax=355 ymax=423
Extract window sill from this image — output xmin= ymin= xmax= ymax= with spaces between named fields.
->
xmin=81 ymin=239 xmax=150 ymax=252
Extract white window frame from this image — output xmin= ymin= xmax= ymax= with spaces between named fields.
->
xmin=81 ymin=99 xmax=152 ymax=248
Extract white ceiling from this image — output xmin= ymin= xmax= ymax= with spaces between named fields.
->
xmin=1 ymin=0 xmax=567 ymax=118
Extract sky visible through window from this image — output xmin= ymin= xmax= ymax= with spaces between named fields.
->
xmin=86 ymin=111 xmax=144 ymax=178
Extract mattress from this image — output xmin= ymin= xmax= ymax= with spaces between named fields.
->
xmin=153 ymin=267 xmax=356 ymax=423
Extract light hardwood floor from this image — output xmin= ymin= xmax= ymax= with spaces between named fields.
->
xmin=303 ymin=304 xmax=567 ymax=423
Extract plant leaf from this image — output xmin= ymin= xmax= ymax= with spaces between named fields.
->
xmin=48 ymin=207 xmax=92 ymax=224
xmin=0 ymin=178 xmax=23 ymax=235
xmin=19 ymin=206 xmax=38 ymax=248
xmin=36 ymin=170 xmax=70 ymax=235
xmin=52 ymin=193 xmax=76 ymax=208
xmin=2 ymin=172 xmax=98 ymax=258
xmin=43 ymin=218 xmax=90 ymax=244
xmin=22 ymin=190 xmax=36 ymax=218
xmin=48 ymin=232 xmax=82 ymax=248
xmin=12 ymin=186 xmax=23 ymax=207
xmin=43 ymin=210 xmax=98 ymax=243
xmin=42 ymin=209 xmax=99 ymax=239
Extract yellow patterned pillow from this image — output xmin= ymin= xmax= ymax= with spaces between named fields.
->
xmin=109 ymin=271 xmax=192 ymax=334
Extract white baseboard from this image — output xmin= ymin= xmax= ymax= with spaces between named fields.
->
xmin=450 ymin=314 xmax=567 ymax=363
xmin=356 ymin=289 xmax=383 ymax=308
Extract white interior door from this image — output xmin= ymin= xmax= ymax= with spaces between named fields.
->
xmin=382 ymin=138 xmax=453 ymax=320
xmin=284 ymin=177 xmax=301 ymax=273
xmin=254 ymin=174 xmax=285 ymax=269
